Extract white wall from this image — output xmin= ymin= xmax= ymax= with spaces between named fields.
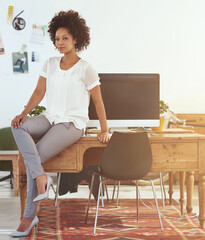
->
xmin=0 ymin=0 xmax=205 ymax=128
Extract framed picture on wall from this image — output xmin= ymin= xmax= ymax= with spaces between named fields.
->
xmin=30 ymin=23 xmax=48 ymax=45
xmin=12 ymin=52 xmax=29 ymax=74
xmin=31 ymin=51 xmax=40 ymax=62
xmin=7 ymin=5 xmax=30 ymax=34
xmin=0 ymin=33 xmax=5 ymax=55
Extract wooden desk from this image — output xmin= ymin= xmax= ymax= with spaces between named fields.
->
xmin=0 ymin=150 xmax=19 ymax=196
xmin=149 ymin=128 xmax=195 ymax=210
xmin=19 ymin=132 xmax=205 ymax=229
xmin=149 ymin=128 xmax=194 ymax=134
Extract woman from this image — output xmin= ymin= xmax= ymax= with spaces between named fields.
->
xmin=15 ymin=53 xmax=26 ymax=73
xmin=11 ymin=10 xmax=110 ymax=237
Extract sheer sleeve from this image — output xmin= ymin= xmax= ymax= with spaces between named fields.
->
xmin=39 ymin=59 xmax=48 ymax=78
xmin=84 ymin=64 xmax=101 ymax=90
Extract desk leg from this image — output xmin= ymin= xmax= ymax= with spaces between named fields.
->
xmin=19 ymin=153 xmax=27 ymax=219
xmin=186 ymin=171 xmax=194 ymax=213
xmin=12 ymin=156 xmax=19 ymax=196
xmin=20 ymin=173 xmax=27 ymax=218
xmin=179 ymin=172 xmax=185 ymax=215
xmin=168 ymin=172 xmax=174 ymax=205
xmin=198 ymin=174 xmax=205 ymax=228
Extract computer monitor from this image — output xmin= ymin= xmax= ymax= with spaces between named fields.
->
xmin=87 ymin=73 xmax=160 ymax=129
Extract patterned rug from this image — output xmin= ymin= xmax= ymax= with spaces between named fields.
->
xmin=26 ymin=198 xmax=205 ymax=240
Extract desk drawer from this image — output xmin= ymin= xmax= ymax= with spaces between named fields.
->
xmin=151 ymin=142 xmax=198 ymax=171
xmin=43 ymin=144 xmax=82 ymax=173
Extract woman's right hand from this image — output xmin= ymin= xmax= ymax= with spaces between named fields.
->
xmin=11 ymin=113 xmax=27 ymax=128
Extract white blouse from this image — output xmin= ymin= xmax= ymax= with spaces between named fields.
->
xmin=39 ymin=56 xmax=100 ymax=129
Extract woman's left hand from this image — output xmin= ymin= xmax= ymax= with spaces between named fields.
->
xmin=97 ymin=131 xmax=110 ymax=143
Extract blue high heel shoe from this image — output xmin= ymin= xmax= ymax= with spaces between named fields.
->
xmin=10 ymin=216 xmax=39 ymax=237
xmin=33 ymin=175 xmax=54 ymax=202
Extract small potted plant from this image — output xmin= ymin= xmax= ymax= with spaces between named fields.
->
xmin=28 ymin=105 xmax=46 ymax=117
xmin=152 ymin=100 xmax=169 ymax=131
xmin=160 ymin=100 xmax=169 ymax=116
xmin=25 ymin=105 xmax=46 ymax=117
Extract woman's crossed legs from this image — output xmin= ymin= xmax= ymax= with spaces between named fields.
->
xmin=12 ymin=115 xmax=83 ymax=231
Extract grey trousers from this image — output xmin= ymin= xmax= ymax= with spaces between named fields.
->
xmin=12 ymin=115 xmax=83 ymax=218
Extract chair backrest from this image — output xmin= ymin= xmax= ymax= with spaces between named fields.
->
xmin=0 ymin=127 xmax=18 ymax=150
xmin=100 ymin=131 xmax=152 ymax=180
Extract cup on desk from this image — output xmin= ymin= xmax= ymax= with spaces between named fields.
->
xmin=152 ymin=116 xmax=165 ymax=131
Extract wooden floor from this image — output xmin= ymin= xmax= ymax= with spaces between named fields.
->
xmin=0 ymin=172 xmax=200 ymax=240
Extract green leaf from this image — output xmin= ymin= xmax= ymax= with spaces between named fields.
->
xmin=25 ymin=105 xmax=46 ymax=117
xmin=159 ymin=100 xmax=169 ymax=114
